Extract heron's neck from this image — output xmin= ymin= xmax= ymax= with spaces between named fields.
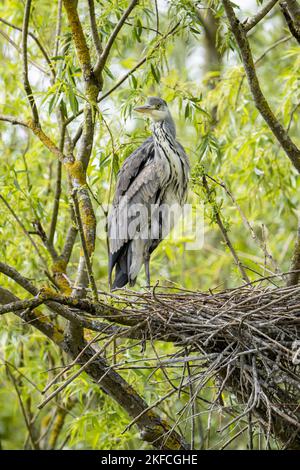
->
xmin=151 ymin=116 xmax=176 ymax=142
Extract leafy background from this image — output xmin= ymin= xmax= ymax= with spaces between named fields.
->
xmin=0 ymin=0 xmax=299 ymax=449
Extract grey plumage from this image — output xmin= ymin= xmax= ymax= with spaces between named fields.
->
xmin=108 ymin=97 xmax=189 ymax=289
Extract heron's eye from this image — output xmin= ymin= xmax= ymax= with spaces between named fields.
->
xmin=156 ymin=104 xmax=161 ymax=109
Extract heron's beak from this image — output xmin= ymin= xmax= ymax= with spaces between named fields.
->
xmin=134 ymin=104 xmax=155 ymax=115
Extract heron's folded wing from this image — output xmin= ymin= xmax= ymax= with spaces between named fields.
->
xmin=113 ymin=136 xmax=155 ymax=202
xmin=108 ymin=159 xmax=161 ymax=255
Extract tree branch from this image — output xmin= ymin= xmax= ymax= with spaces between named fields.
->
xmin=0 ymin=114 xmax=28 ymax=127
xmin=280 ymin=1 xmax=300 ymax=43
xmin=95 ymin=0 xmax=139 ymax=75
xmin=87 ymin=0 xmax=103 ymax=58
xmin=222 ymin=0 xmax=300 ymax=173
xmin=244 ymin=0 xmax=279 ymax=32
xmin=285 ymin=0 xmax=300 ymax=27
xmin=0 ymin=28 xmax=48 ymax=75
xmin=72 ymin=190 xmax=98 ymax=301
xmin=22 ymin=0 xmax=39 ymax=124
xmin=0 ymin=287 xmax=64 ymax=345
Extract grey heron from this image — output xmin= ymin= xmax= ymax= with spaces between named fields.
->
xmin=108 ymin=97 xmax=189 ymax=289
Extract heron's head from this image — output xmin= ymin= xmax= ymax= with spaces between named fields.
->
xmin=134 ymin=97 xmax=170 ymax=122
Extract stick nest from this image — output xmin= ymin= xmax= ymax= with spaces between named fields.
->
xmin=97 ymin=282 xmax=300 ymax=449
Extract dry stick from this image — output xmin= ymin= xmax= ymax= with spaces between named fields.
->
xmin=72 ymin=190 xmax=98 ymax=302
xmin=202 ymin=175 xmax=250 ymax=283
xmin=222 ymin=0 xmax=300 ymax=173
xmin=122 ymin=388 xmax=177 ymax=434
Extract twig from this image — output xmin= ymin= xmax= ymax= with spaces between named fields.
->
xmin=0 ymin=16 xmax=55 ymax=76
xmin=0 ymin=28 xmax=48 ymax=74
xmin=22 ymin=0 xmax=39 ymax=124
xmin=206 ymin=174 xmax=279 ymax=272
xmin=38 ymin=328 xmax=126 ymax=409
xmin=202 ymin=175 xmax=250 ymax=283
xmin=72 ymin=190 xmax=99 ymax=302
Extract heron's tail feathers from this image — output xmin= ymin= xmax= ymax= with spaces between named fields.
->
xmin=109 ymin=245 xmax=128 ymax=289
xmin=109 ymin=241 xmax=143 ymax=289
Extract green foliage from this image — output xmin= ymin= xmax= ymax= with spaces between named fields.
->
xmin=0 ymin=0 xmax=299 ymax=450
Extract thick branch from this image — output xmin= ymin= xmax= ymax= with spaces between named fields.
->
xmin=222 ymin=0 xmax=300 ymax=173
